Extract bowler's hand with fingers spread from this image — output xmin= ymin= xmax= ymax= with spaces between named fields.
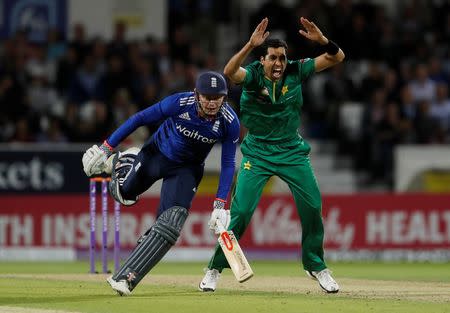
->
xmin=249 ymin=17 xmax=270 ymax=48
xmin=298 ymin=17 xmax=329 ymax=45
xmin=208 ymin=198 xmax=230 ymax=235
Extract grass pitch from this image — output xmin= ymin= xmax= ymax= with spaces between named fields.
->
xmin=0 ymin=261 xmax=449 ymax=313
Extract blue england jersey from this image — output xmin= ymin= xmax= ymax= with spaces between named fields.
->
xmin=106 ymin=92 xmax=240 ymax=200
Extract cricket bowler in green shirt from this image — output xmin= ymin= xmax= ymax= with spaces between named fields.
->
xmin=200 ymin=17 xmax=345 ymax=293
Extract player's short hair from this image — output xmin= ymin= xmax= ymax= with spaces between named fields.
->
xmin=260 ymin=38 xmax=288 ymax=58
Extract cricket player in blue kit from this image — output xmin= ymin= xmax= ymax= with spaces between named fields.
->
xmin=82 ymin=71 xmax=240 ymax=296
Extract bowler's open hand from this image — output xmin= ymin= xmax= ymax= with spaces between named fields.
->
xmin=249 ymin=17 xmax=270 ymax=48
xmin=299 ymin=17 xmax=328 ymax=45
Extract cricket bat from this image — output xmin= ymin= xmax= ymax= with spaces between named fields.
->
xmin=215 ymin=220 xmax=254 ymax=283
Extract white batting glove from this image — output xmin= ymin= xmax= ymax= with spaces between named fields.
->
xmin=82 ymin=142 xmax=113 ymax=177
xmin=208 ymin=199 xmax=230 ymax=235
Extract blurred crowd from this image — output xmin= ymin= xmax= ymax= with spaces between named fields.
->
xmin=0 ymin=0 xmax=449 ymax=187
xmin=0 ymin=18 xmax=220 ymax=145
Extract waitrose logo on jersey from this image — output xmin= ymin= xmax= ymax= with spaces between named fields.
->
xmin=175 ymin=123 xmax=217 ymax=144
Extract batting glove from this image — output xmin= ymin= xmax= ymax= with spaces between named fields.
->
xmin=82 ymin=141 xmax=113 ymax=176
xmin=208 ymin=198 xmax=230 ymax=235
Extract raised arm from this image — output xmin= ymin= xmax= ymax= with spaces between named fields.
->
xmin=223 ymin=18 xmax=270 ymax=84
xmin=298 ymin=17 xmax=345 ymax=72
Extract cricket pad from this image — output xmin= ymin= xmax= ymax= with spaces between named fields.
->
xmin=112 ymin=206 xmax=188 ymax=290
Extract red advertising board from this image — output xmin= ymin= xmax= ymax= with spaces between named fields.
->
xmin=1 ymin=194 xmax=450 ymax=258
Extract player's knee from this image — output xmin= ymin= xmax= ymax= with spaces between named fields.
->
xmin=232 ymin=210 xmax=247 ymax=222
xmin=109 ymin=169 xmax=138 ymax=206
xmin=309 ymin=199 xmax=322 ymax=213
xmin=153 ymin=206 xmax=188 ymax=244
xmin=111 ymin=148 xmax=142 ymax=205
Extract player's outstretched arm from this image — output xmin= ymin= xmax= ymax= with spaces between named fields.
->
xmin=298 ymin=17 xmax=345 ymax=72
xmin=81 ymin=95 xmax=173 ymax=177
xmin=224 ymin=17 xmax=270 ymax=84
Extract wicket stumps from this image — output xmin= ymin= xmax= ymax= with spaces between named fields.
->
xmin=89 ymin=177 xmax=121 ymax=274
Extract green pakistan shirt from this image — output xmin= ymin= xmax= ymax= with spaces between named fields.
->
xmin=240 ymin=58 xmax=315 ymax=142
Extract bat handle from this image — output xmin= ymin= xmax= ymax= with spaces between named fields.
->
xmin=215 ymin=220 xmax=226 ymax=234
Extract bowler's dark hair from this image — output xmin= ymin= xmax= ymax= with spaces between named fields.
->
xmin=259 ymin=38 xmax=288 ymax=58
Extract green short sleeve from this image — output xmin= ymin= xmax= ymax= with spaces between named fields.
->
xmin=297 ymin=58 xmax=315 ymax=82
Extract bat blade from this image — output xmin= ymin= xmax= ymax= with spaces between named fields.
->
xmin=216 ymin=221 xmax=254 ymax=282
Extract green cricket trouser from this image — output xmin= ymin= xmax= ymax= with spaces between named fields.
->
xmin=208 ymin=134 xmax=327 ymax=272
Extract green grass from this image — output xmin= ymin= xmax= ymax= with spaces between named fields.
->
xmin=0 ymin=279 xmax=445 ymax=313
xmin=0 ymin=261 xmax=449 ymax=313
xmin=1 ymin=261 xmax=449 ymax=281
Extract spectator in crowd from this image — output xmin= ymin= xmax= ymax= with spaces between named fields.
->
xmin=409 ymin=63 xmax=436 ymax=103
xmin=27 ymin=64 xmax=63 ymax=133
xmin=36 ymin=115 xmax=68 ymax=143
xmin=100 ymin=54 xmax=130 ymax=104
xmin=358 ymin=61 xmax=384 ymax=101
xmin=383 ymin=69 xmax=400 ymax=103
xmin=323 ymin=63 xmax=356 ymax=149
xmin=107 ymin=21 xmax=129 ymax=60
xmin=129 ymin=56 xmax=158 ymax=106
xmin=46 ymin=28 xmax=67 ymax=62
xmin=67 ymin=53 xmax=104 ymax=106
xmin=430 ymin=83 xmax=450 ymax=139
xmin=372 ymin=102 xmax=405 ymax=186
xmin=10 ymin=117 xmax=34 ymax=142
xmin=428 ymin=56 xmax=449 ymax=85
xmin=69 ymin=23 xmax=88 ymax=64
xmin=414 ymin=100 xmax=440 ymax=144
xmin=355 ymin=88 xmax=386 ymax=180
xmin=55 ymin=45 xmax=79 ymax=96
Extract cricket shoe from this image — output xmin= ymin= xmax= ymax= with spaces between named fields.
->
xmin=306 ymin=269 xmax=339 ymax=293
xmin=107 ymin=276 xmax=131 ymax=296
xmin=198 ymin=268 xmax=220 ymax=292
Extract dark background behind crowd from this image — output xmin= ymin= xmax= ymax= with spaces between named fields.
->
xmin=1 ymin=0 xmax=449 ymax=189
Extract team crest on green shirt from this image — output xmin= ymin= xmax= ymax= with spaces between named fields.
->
xmin=281 ymin=85 xmax=288 ymax=95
